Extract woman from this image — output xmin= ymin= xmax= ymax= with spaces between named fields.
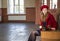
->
xmin=28 ymin=5 xmax=57 ymax=41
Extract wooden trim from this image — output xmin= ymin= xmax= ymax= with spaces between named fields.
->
xmin=2 ymin=8 xmax=8 ymax=23
xmin=8 ymin=20 xmax=35 ymax=23
xmin=26 ymin=7 xmax=36 ymax=9
xmin=8 ymin=14 xmax=26 ymax=16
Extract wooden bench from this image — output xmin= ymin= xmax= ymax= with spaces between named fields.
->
xmin=41 ymin=31 xmax=60 ymax=41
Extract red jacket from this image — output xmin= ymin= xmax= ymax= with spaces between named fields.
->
xmin=40 ymin=13 xmax=57 ymax=30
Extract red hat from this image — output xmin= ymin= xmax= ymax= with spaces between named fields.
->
xmin=40 ymin=5 xmax=49 ymax=11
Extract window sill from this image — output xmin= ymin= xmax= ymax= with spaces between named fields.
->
xmin=7 ymin=14 xmax=26 ymax=16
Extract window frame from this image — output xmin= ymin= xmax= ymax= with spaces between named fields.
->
xmin=7 ymin=0 xmax=25 ymax=15
xmin=50 ymin=0 xmax=57 ymax=9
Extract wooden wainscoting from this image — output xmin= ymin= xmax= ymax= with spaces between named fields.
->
xmin=1 ymin=7 xmax=36 ymax=23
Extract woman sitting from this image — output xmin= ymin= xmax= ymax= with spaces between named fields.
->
xmin=28 ymin=5 xmax=57 ymax=41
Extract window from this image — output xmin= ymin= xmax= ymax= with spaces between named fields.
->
xmin=50 ymin=0 xmax=57 ymax=9
xmin=8 ymin=0 xmax=25 ymax=14
xmin=42 ymin=0 xmax=47 ymax=6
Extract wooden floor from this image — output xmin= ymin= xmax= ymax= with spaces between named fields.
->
xmin=0 ymin=23 xmax=40 ymax=41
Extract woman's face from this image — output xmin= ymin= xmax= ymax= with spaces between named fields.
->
xmin=42 ymin=8 xmax=48 ymax=15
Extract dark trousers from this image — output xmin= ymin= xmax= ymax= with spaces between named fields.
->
xmin=28 ymin=30 xmax=40 ymax=41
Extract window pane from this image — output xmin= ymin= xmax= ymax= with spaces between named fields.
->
xmin=42 ymin=0 xmax=47 ymax=6
xmin=9 ymin=0 xmax=14 ymax=6
xmin=15 ymin=6 xmax=19 ymax=13
xmin=20 ymin=10 xmax=25 ymax=14
xmin=8 ymin=0 xmax=14 ymax=14
xmin=8 ymin=0 xmax=25 ymax=14
xmin=20 ymin=6 xmax=24 ymax=11
xmin=20 ymin=0 xmax=25 ymax=14
xmin=53 ymin=0 xmax=57 ymax=9
xmin=9 ymin=6 xmax=14 ymax=14
xmin=20 ymin=0 xmax=24 ymax=5
xmin=20 ymin=6 xmax=25 ymax=14
xmin=15 ymin=0 xmax=19 ymax=5
xmin=44 ymin=0 xmax=47 ymax=5
xmin=50 ymin=0 xmax=57 ymax=9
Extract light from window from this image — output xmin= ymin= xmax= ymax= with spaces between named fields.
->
xmin=20 ymin=0 xmax=25 ymax=14
xmin=42 ymin=0 xmax=47 ymax=6
xmin=8 ymin=0 xmax=25 ymax=14
xmin=50 ymin=0 xmax=57 ymax=9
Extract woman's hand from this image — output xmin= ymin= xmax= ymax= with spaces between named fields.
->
xmin=51 ymin=28 xmax=56 ymax=31
xmin=39 ymin=26 xmax=42 ymax=29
